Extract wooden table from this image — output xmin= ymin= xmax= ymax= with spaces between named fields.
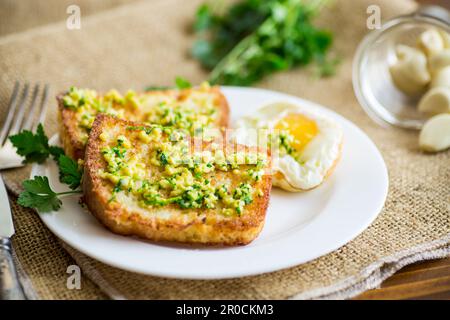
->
xmin=354 ymin=257 xmax=450 ymax=299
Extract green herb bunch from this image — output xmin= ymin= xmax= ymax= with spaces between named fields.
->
xmin=9 ymin=125 xmax=83 ymax=213
xmin=192 ymin=0 xmax=336 ymax=86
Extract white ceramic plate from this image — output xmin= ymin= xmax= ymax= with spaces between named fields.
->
xmin=31 ymin=87 xmax=388 ymax=279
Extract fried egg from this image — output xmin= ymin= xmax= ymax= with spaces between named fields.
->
xmin=234 ymin=102 xmax=343 ymax=191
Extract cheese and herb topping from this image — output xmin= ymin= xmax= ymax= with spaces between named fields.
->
xmin=99 ymin=126 xmax=268 ymax=216
xmin=62 ymin=84 xmax=220 ymax=143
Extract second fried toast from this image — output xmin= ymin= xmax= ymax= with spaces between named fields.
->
xmin=58 ymin=84 xmax=229 ymax=160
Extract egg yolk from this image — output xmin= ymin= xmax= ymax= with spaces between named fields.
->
xmin=275 ymin=113 xmax=318 ymax=151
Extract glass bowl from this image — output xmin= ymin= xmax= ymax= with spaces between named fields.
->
xmin=353 ymin=10 xmax=450 ymax=130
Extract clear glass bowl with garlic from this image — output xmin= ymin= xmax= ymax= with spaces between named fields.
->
xmin=353 ymin=8 xmax=450 ymax=131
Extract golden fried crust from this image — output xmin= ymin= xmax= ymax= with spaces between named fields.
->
xmin=57 ymin=96 xmax=86 ymax=160
xmin=57 ymin=86 xmax=230 ymax=160
xmin=83 ymin=115 xmax=271 ymax=246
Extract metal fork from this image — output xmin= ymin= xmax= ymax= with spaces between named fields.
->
xmin=0 ymin=82 xmax=49 ymax=300
xmin=0 ymin=82 xmax=49 ymax=170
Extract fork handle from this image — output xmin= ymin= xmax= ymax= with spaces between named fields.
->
xmin=0 ymin=238 xmax=26 ymax=300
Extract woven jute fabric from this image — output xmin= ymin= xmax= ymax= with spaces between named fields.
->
xmin=0 ymin=0 xmax=449 ymax=300
xmin=0 ymin=0 xmax=139 ymax=37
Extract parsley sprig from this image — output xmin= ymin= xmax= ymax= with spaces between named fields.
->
xmin=192 ymin=0 xmax=336 ymax=85
xmin=175 ymin=77 xmax=192 ymax=89
xmin=9 ymin=124 xmax=83 ymax=212
xmin=9 ymin=124 xmax=64 ymax=163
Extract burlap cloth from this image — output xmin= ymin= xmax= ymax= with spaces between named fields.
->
xmin=0 ymin=0 xmax=448 ymax=300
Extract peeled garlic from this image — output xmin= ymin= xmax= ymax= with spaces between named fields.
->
xmin=438 ymin=30 xmax=450 ymax=49
xmin=429 ymin=49 xmax=450 ymax=74
xmin=389 ymin=45 xmax=431 ymax=95
xmin=419 ymin=114 xmax=450 ymax=152
xmin=431 ymin=65 xmax=450 ymax=88
xmin=418 ymin=28 xmax=445 ymax=56
xmin=418 ymin=87 xmax=450 ymax=115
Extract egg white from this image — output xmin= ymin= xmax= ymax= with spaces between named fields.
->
xmin=234 ymin=102 xmax=343 ymax=191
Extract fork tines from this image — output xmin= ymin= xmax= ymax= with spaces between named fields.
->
xmin=0 ymin=81 xmax=49 ymax=146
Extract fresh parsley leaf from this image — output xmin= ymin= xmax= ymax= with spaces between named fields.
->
xmin=17 ymin=176 xmax=81 ymax=213
xmin=58 ymin=155 xmax=82 ymax=190
xmin=193 ymin=4 xmax=216 ymax=32
xmin=49 ymin=146 xmax=65 ymax=160
xmin=192 ymin=0 xmax=272 ymax=70
xmin=192 ymin=40 xmax=216 ymax=69
xmin=9 ymin=124 xmax=82 ymax=190
xmin=22 ymin=176 xmax=55 ymax=195
xmin=11 ymin=125 xmax=84 ymax=212
xmin=9 ymin=124 xmax=65 ymax=163
xmin=9 ymin=124 xmax=51 ymax=163
xmin=175 ymin=77 xmax=192 ymax=89
xmin=19 ymin=176 xmax=59 ymax=212
xmin=18 ymin=191 xmax=62 ymax=213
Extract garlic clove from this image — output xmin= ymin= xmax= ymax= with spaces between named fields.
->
xmin=417 ymin=28 xmax=445 ymax=56
xmin=429 ymin=49 xmax=450 ymax=74
xmin=438 ymin=29 xmax=450 ymax=49
xmin=431 ymin=65 xmax=450 ymax=89
xmin=419 ymin=113 xmax=450 ymax=152
xmin=418 ymin=87 xmax=450 ymax=115
xmin=389 ymin=45 xmax=431 ymax=95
